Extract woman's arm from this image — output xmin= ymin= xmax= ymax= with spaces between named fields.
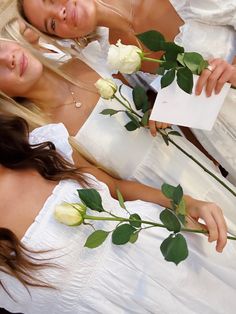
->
xmin=74 ymin=151 xmax=227 ymax=252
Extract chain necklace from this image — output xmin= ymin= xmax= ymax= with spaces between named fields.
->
xmin=68 ymin=84 xmax=82 ymax=109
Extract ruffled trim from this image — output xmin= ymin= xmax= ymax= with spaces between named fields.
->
xmin=30 ymin=123 xmax=73 ymax=162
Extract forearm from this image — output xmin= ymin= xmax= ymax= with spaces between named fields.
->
xmin=114 ymin=179 xmax=196 ymax=211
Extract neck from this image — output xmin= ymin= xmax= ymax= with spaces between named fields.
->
xmin=95 ymin=0 xmax=132 ymax=32
xmin=24 ymin=69 xmax=73 ymax=112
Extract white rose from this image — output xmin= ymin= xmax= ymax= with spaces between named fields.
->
xmin=95 ymin=78 xmax=117 ymax=99
xmin=107 ymin=40 xmax=142 ymax=74
xmin=54 ymin=202 xmax=86 ymax=226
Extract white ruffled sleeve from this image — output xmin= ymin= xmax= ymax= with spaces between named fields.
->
xmin=29 ymin=123 xmax=73 ymax=162
xmin=170 ymin=0 xmax=236 ymax=29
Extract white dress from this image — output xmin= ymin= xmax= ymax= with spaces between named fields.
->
xmin=1 ymin=123 xmax=236 ymax=314
xmin=75 ymin=80 xmax=236 ymax=235
xmin=169 ymin=0 xmax=236 ymax=183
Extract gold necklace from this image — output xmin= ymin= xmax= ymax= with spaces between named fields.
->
xmin=68 ymin=84 xmax=82 ymax=109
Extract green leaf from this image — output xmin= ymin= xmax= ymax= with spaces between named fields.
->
xmin=197 ymin=59 xmax=208 ymax=75
xmin=156 ymin=66 xmax=165 ymax=75
xmin=162 ymin=42 xmax=184 ymax=61
xmin=129 ymin=232 xmax=139 ymax=244
xmin=162 ymin=61 xmax=178 ymax=70
xmin=161 ymin=69 xmax=176 ymax=89
xmin=136 ymin=30 xmax=165 ymax=52
xmin=100 ymin=109 xmax=118 ymax=116
xmin=129 ymin=214 xmax=142 ymax=228
xmin=141 ymin=110 xmax=150 ymax=126
xmin=112 ymin=224 xmax=136 ymax=245
xmin=172 ymin=185 xmax=183 ymax=206
xmin=176 ymin=198 xmax=186 ymax=216
xmin=177 ymin=53 xmax=185 ymax=66
xmin=125 ymin=121 xmax=139 ymax=131
xmin=78 ymin=189 xmax=104 ymax=212
xmin=116 ymin=189 xmax=126 ymax=209
xmin=168 ymin=130 xmax=182 ymax=137
xmin=84 ymin=230 xmax=109 ymax=248
xmin=177 ymin=67 xmax=193 ymax=94
xmin=161 ymin=183 xmax=176 ymax=199
xmin=183 ymin=52 xmax=205 ymax=74
xmin=160 ymin=233 xmax=188 ymax=265
xmin=161 ymin=134 xmax=169 ymax=146
xmin=132 ymin=86 xmax=149 ymax=112
xmin=125 ymin=111 xmax=141 ymax=127
xmin=177 ymin=213 xmax=186 ymax=225
xmin=160 ymin=209 xmax=181 ymax=232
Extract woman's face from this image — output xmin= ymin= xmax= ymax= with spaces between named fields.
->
xmin=22 ymin=0 xmax=97 ymax=38
xmin=0 ymin=40 xmax=43 ymax=97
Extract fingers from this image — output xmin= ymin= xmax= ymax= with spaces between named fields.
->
xmin=187 ymin=200 xmax=227 ymax=252
xmin=195 ymin=59 xmax=234 ymax=96
xmin=149 ymin=120 xmax=157 ymax=137
xmin=148 ymin=120 xmax=171 ymax=137
xmin=210 ymin=207 xmax=227 ymax=252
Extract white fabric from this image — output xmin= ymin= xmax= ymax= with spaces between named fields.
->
xmin=1 ymin=123 xmax=236 ymax=314
xmin=169 ymin=1 xmax=236 ymax=183
xmin=75 ymin=80 xmax=236 ymax=235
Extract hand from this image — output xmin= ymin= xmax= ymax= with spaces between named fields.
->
xmin=195 ymin=58 xmax=234 ymax=97
xmin=18 ymin=19 xmax=40 ymax=44
xmin=149 ymin=120 xmax=171 ymax=137
xmin=186 ymin=197 xmax=227 ymax=253
xmin=229 ymin=64 xmax=236 ymax=87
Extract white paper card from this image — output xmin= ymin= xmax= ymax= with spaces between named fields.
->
xmin=150 ymin=75 xmax=230 ymax=130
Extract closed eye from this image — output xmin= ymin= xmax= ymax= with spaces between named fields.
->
xmin=50 ymin=19 xmax=56 ymax=32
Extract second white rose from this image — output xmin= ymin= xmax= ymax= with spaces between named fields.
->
xmin=95 ymin=78 xmax=117 ymax=99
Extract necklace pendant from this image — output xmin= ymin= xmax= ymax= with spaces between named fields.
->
xmin=75 ymin=101 xmax=82 ymax=108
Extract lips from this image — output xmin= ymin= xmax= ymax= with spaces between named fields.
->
xmin=70 ymin=7 xmax=78 ymax=26
xmin=19 ymin=53 xmax=28 ymax=77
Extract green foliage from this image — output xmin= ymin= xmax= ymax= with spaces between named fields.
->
xmin=177 ymin=67 xmax=194 ymax=94
xmin=136 ymin=30 xmax=208 ymax=94
xmin=112 ymin=224 xmax=136 ymax=245
xmin=161 ymin=69 xmax=176 ymax=88
xmin=116 ymin=189 xmax=126 ymax=209
xmin=100 ymin=109 xmax=119 ymax=116
xmin=129 ymin=214 xmax=142 ymax=228
xmin=141 ymin=110 xmax=150 ymax=127
xmin=160 ymin=233 xmax=188 ymax=265
xmin=129 ymin=231 xmax=139 ymax=243
xmin=136 ymin=30 xmax=165 ymax=51
xmin=78 ymin=189 xmax=104 ymax=212
xmin=161 ymin=183 xmax=176 ymax=199
xmin=125 ymin=121 xmax=139 ymax=131
xmin=172 ymin=185 xmax=184 ymax=206
xmin=125 ymin=111 xmax=141 ymax=128
xmin=84 ymin=230 xmax=109 ymax=248
xmin=160 ymin=209 xmax=181 ymax=232
xmin=132 ymin=86 xmax=149 ymax=113
xmin=183 ymin=52 xmax=206 ymax=74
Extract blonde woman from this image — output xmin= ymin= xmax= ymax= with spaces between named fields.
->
xmin=0 ymin=36 xmax=236 ymax=240
xmin=13 ymin=0 xmax=236 ymax=183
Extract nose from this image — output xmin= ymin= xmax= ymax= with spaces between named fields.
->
xmin=0 ymin=51 xmax=15 ymax=69
xmin=56 ymin=6 xmax=66 ymax=21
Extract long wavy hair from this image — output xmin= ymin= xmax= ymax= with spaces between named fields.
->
xmin=0 ymin=115 xmax=88 ymax=296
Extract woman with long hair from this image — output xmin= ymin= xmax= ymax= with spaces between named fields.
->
xmin=0 ymin=37 xmax=235 ymax=235
xmin=0 ymin=113 xmax=236 ymax=314
xmin=14 ymin=0 xmax=236 ymax=183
